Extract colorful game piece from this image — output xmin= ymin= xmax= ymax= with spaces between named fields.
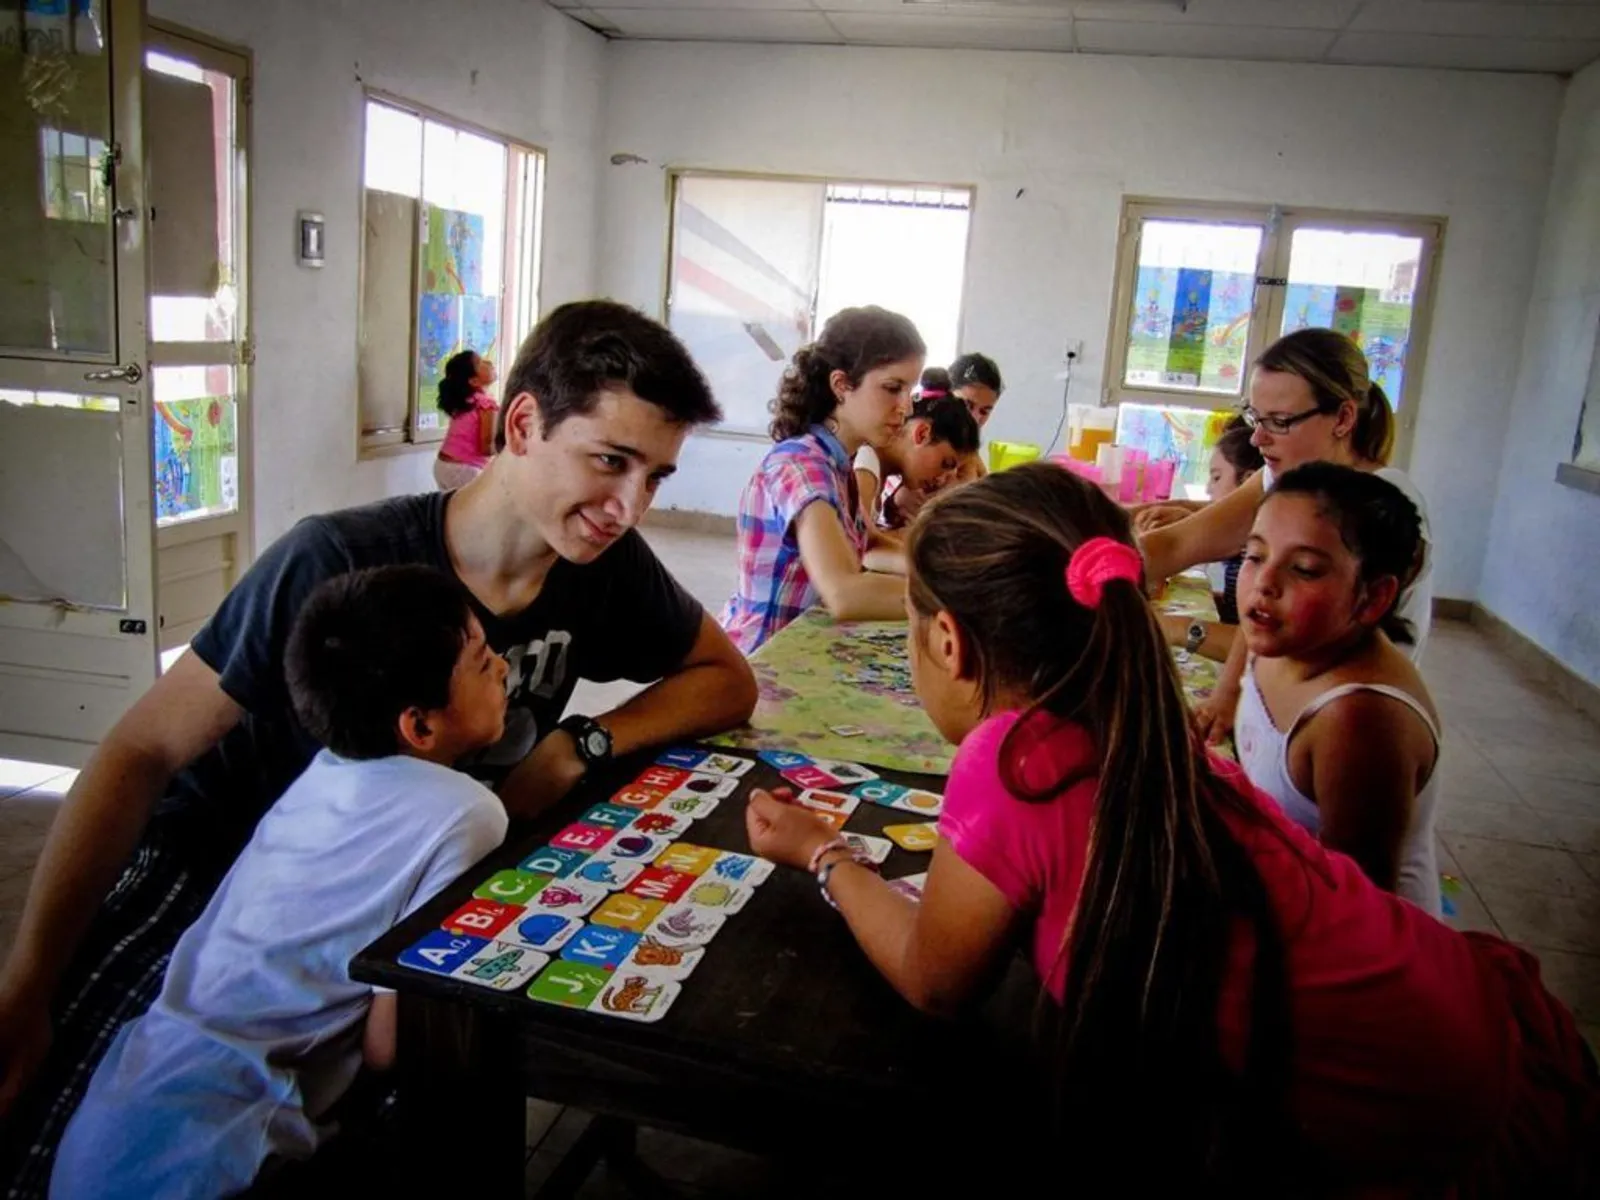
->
xmin=527 ymin=880 xmax=607 ymax=918
xmin=634 ymin=765 xmax=692 ymax=793
xmin=451 ymin=941 xmax=549 ymax=991
xmin=592 ymin=831 xmax=670 ymax=862
xmin=574 ymin=857 xmax=646 ymax=890
xmin=841 ymin=832 xmax=893 ymax=864
xmin=658 ymin=793 xmax=721 ymax=821
xmin=620 ymin=936 xmax=705 ymax=980
xmin=610 ymin=784 xmax=666 ymax=810
xmin=759 ymin=749 xmax=812 ymax=771
xmin=782 ymin=764 xmax=842 ymax=791
xmin=796 ymin=788 xmax=860 ymax=816
xmin=706 ymin=852 xmax=774 ymax=886
xmin=809 ymin=759 xmax=879 ymax=784
xmin=550 ymin=822 xmax=617 ymax=853
xmin=896 ymin=790 xmax=944 ymax=817
xmin=399 ymin=930 xmax=487 ymax=976
xmin=853 ymin=780 xmax=909 ymax=807
xmin=653 ymin=842 xmax=722 ymax=875
xmin=828 ymin=724 xmax=866 ymax=738
xmin=668 ymin=772 xmax=739 ymax=800
xmin=590 ymin=893 xmax=668 ymax=933
xmin=519 ymin=845 xmax=588 ymax=878
xmin=559 ymin=925 xmax=642 ymax=971
xmin=681 ymin=878 xmax=752 ymax=913
xmin=883 ymin=822 xmax=939 ymax=852
xmin=888 ymin=872 xmax=928 ymax=902
xmin=473 ymin=869 xmax=551 ymax=906
xmin=441 ymin=898 xmax=522 ymax=939
xmin=501 ymin=912 xmax=583 ymax=952
xmin=696 ymin=752 xmax=754 ymax=778
xmin=627 ymin=809 xmax=693 ymax=838
xmin=656 ymin=747 xmax=710 ymax=771
xmin=646 ymin=903 xmax=727 ymax=947
xmin=591 ymin=973 xmax=682 ymax=1023
xmin=582 ymin=803 xmax=641 ymax=830
xmin=527 ymin=960 xmax=610 ymax=1008
xmin=626 ymin=867 xmax=698 ymax=905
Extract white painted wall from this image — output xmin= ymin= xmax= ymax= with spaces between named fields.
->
xmin=147 ymin=0 xmax=605 ymax=550
xmin=1481 ymin=62 xmax=1600 ymax=686
xmin=598 ymin=43 xmax=1562 ymax=601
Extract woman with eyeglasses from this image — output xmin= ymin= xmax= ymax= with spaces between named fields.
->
xmin=1140 ymin=328 xmax=1433 ymax=743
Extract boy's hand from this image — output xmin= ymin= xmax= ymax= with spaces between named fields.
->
xmin=745 ymin=788 xmax=834 ymax=871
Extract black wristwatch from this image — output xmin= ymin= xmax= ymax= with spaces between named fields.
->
xmin=1184 ymin=621 xmax=1207 ymax=654
xmin=559 ymin=715 xmax=613 ymax=770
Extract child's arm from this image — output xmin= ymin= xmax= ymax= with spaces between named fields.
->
xmin=794 ymin=503 xmax=907 ymax=622
xmin=1296 ymin=694 xmax=1435 ymax=893
xmin=477 ymin=405 xmax=497 ymax=457
xmin=1140 ymin=471 xmax=1265 ymax=584
xmin=1194 ymin=628 xmax=1247 ymax=743
xmin=1157 ymin=612 xmax=1236 ymax=663
xmin=363 ymin=992 xmax=398 ymax=1070
xmin=854 ymin=467 xmax=883 ymax=526
xmin=746 ymin=791 xmax=1017 ymax=1016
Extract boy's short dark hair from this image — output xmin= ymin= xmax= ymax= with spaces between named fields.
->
xmin=285 ymin=566 xmax=474 ymax=760
xmin=496 ymin=300 xmax=721 ymax=449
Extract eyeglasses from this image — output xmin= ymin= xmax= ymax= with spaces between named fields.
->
xmin=1238 ymin=406 xmax=1328 ymax=436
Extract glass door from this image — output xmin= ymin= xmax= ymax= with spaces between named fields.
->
xmin=143 ymin=25 xmax=251 ymax=652
xmin=0 ymin=0 xmax=156 ymax=766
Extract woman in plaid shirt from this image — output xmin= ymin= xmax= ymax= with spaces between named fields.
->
xmin=721 ymin=306 xmax=925 ymax=653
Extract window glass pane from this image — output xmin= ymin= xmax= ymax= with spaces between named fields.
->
xmin=152 ymin=365 xmax=239 ymax=525
xmin=364 ymin=102 xmax=422 ymax=197
xmin=1279 ymin=228 xmax=1425 ymax=411
xmin=1123 ymin=219 xmax=1263 ymax=397
xmin=1114 ymin=402 xmax=1239 ymax=500
xmin=815 ymin=186 xmax=970 ymax=373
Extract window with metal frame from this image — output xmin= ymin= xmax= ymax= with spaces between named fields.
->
xmin=356 ymin=95 xmax=544 ymax=452
xmin=1103 ymin=199 xmax=1442 ymax=491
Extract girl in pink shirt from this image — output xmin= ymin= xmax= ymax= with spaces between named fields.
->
xmin=433 ymin=350 xmax=498 ymax=490
xmin=745 ymin=462 xmax=1597 ymax=1194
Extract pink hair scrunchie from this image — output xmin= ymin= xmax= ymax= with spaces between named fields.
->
xmin=1065 ymin=537 xmax=1144 ymax=609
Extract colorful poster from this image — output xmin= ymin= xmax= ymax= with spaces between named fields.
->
xmin=422 ymin=206 xmax=485 ymax=296
xmin=1282 ymin=286 xmax=1414 ymax=407
xmin=461 ymin=294 xmax=499 ymax=363
xmin=1125 ymin=267 xmax=1252 ymax=394
xmin=153 ymin=396 xmax=237 ymax=523
xmin=416 ymin=292 xmax=460 ymax=415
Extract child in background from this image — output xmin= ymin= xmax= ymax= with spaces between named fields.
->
xmin=1235 ymin=463 xmax=1443 ymax=914
xmin=745 ymin=463 xmax=1597 ymax=1193
xmin=854 ymin=395 xmax=979 ymax=535
xmin=50 ymin=567 xmax=510 ymax=1200
xmin=949 ymin=352 xmax=1003 ymax=484
xmin=1155 ymin=417 xmax=1263 ymax=662
xmin=720 ymin=306 xmax=924 ymax=653
xmin=433 ymin=350 xmax=499 ymax=489
xmin=916 ymin=365 xmax=953 ymax=400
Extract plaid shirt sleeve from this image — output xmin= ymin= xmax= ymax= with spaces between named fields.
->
xmin=763 ymin=449 xmax=844 ymax=530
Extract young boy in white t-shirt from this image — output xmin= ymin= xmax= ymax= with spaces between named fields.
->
xmin=49 ymin=566 xmax=510 ymax=1200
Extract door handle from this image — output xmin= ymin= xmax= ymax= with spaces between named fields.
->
xmin=84 ymin=363 xmax=143 ymax=384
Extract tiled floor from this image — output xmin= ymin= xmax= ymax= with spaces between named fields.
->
xmin=2 ymin=528 xmax=1598 ymax=1194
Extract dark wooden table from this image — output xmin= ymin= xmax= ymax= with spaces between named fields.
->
xmin=352 ymin=746 xmax=1042 ymax=1195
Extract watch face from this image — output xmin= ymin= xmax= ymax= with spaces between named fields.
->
xmin=584 ymin=729 xmax=610 ymax=758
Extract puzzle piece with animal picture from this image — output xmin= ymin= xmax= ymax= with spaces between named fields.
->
xmin=590 ymin=972 xmax=682 ymax=1023
xmin=853 ymin=780 xmax=944 ymax=817
xmin=646 ymin=903 xmax=727 ymax=947
xmin=451 ymin=941 xmax=549 ymax=992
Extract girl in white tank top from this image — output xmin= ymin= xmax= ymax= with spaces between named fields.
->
xmin=1232 ymin=463 xmax=1445 ymax=915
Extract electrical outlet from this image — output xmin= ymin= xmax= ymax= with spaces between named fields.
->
xmin=1063 ymin=339 xmax=1083 ymax=362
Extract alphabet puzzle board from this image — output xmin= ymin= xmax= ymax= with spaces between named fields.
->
xmin=394 ymin=747 xmax=940 ymax=1024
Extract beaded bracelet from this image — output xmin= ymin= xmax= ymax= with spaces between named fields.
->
xmin=806 ymin=835 xmax=851 ymax=876
xmin=817 ymin=850 xmax=880 ymax=911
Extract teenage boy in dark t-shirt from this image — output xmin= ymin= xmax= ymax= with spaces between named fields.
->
xmin=0 ymin=300 xmax=758 ymax=1197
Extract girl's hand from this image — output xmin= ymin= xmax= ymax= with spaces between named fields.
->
xmin=1134 ymin=504 xmax=1192 ymax=534
xmin=1194 ymin=683 xmax=1239 ymax=745
xmin=745 ymin=788 xmax=836 ymax=871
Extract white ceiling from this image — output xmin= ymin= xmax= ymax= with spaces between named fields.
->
xmin=549 ymin=0 xmax=1600 ymax=74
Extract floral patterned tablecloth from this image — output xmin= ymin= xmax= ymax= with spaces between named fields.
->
xmin=709 ymin=574 xmax=1223 ymax=777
